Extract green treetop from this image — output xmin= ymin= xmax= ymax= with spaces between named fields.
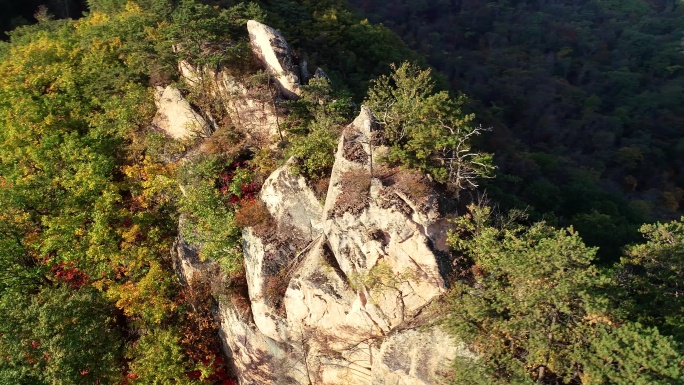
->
xmin=365 ymin=62 xmax=493 ymax=192
xmin=445 ymin=205 xmax=683 ymax=384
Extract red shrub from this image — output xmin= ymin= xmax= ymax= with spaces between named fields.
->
xmin=50 ymin=261 xmax=88 ymax=289
xmin=216 ymin=161 xmax=262 ymax=205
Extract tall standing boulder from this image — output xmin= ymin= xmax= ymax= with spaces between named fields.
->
xmin=152 ymin=85 xmax=210 ymax=139
xmin=247 ymin=20 xmax=301 ymax=99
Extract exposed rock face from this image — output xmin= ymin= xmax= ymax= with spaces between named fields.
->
xmin=218 ymin=302 xmax=310 ymax=385
xmin=176 ymin=108 xmax=467 ymax=385
xmin=153 ymin=85 xmax=210 ymax=139
xmin=371 ymin=327 xmax=475 ymax=385
xmin=178 ymin=60 xmax=281 ymax=143
xmin=260 ymin=162 xmax=324 ymax=236
xmin=320 ymin=108 xmax=449 ymax=333
xmin=167 ymin=21 xmax=466 ymax=385
xmin=314 ymin=67 xmax=329 ymax=82
xmin=300 ymin=60 xmax=311 ymax=84
xmin=172 ymin=235 xmax=212 ymax=285
xmin=176 ymin=21 xmax=331 ymax=145
xmin=242 ymin=163 xmax=323 ymax=343
xmin=247 ymin=20 xmax=301 ymax=99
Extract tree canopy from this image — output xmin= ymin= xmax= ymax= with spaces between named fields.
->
xmin=446 ymin=205 xmax=684 ymax=384
xmin=348 ymin=0 xmax=684 ymax=262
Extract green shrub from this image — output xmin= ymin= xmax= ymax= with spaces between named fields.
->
xmin=178 ymin=155 xmax=243 ymax=273
xmin=366 ymin=62 xmax=494 ymax=192
xmin=285 ymin=78 xmax=354 ymax=179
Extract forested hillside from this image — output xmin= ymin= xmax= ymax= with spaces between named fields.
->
xmin=0 ymin=0 xmax=420 ymax=383
xmin=0 ymin=0 xmax=682 ymax=384
xmin=348 ymin=0 xmax=684 ymax=260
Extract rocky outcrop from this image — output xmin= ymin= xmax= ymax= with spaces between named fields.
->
xmin=189 ymin=107 xmax=467 ymax=385
xmin=153 ymin=85 xmax=210 ymax=139
xmin=167 ymin=21 xmax=467 ymax=385
xmin=175 ymin=21 xmax=332 ymax=146
xmin=247 ymin=20 xmax=301 ymax=99
xmin=241 ymin=163 xmax=323 ymax=343
xmin=320 ymin=107 xmax=449 ymax=332
xmin=178 ymin=60 xmax=281 ymax=144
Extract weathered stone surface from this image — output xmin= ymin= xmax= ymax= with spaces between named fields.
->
xmin=371 ymin=327 xmax=475 ymax=385
xmin=314 ymin=67 xmax=329 ymax=81
xmin=242 ymin=163 xmax=323 ymax=342
xmin=300 ymin=60 xmax=311 ymax=84
xmin=321 ymin=107 xmax=449 ymax=331
xmin=172 ymin=236 xmax=207 ymax=284
xmin=284 ymin=239 xmax=385 ymax=352
xmin=174 ymin=97 xmax=467 ymax=384
xmin=260 ymin=161 xmax=323 ymax=236
xmin=218 ymin=302 xmax=308 ymax=385
xmin=242 ymin=226 xmax=290 ymax=343
xmin=152 ymin=85 xmax=209 ymax=139
xmin=178 ymin=60 xmax=281 ymax=144
xmin=247 ymin=20 xmax=301 ymax=99
xmin=179 ymin=60 xmax=202 ymax=87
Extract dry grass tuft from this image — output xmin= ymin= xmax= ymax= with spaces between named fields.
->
xmin=330 ymin=168 xmax=371 ymax=218
xmin=235 ymin=199 xmax=270 ymax=228
xmin=343 ymin=132 xmax=369 ymax=164
xmin=226 ymin=266 xmax=253 ymax=321
xmin=202 ymin=123 xmax=245 ymax=157
xmin=376 ymin=167 xmax=436 ymax=215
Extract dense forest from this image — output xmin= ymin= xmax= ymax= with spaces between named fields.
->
xmin=349 ymin=0 xmax=684 ymax=260
xmin=0 ymin=0 xmax=87 ymax=35
xmin=0 ymin=0 xmax=682 ymax=384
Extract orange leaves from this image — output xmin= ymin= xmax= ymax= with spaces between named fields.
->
xmin=233 ymin=198 xmax=269 ymax=228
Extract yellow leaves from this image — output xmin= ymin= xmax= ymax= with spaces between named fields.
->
xmin=583 ymin=314 xmax=614 ymax=326
xmin=122 ymin=156 xmax=179 ymax=210
xmin=124 ymin=1 xmax=144 ymax=14
xmin=320 ymin=9 xmax=339 ymax=21
xmin=75 ymin=11 xmax=111 ymax=28
xmin=87 ymin=37 xmax=124 ymax=56
xmin=124 ymin=155 xmax=178 ymax=181
xmin=108 ymin=261 xmax=177 ymax=325
xmin=0 ymin=35 xmax=81 ymax=101
xmin=123 ymin=162 xmax=145 ymax=180
xmin=121 ymin=224 xmax=142 ymax=247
